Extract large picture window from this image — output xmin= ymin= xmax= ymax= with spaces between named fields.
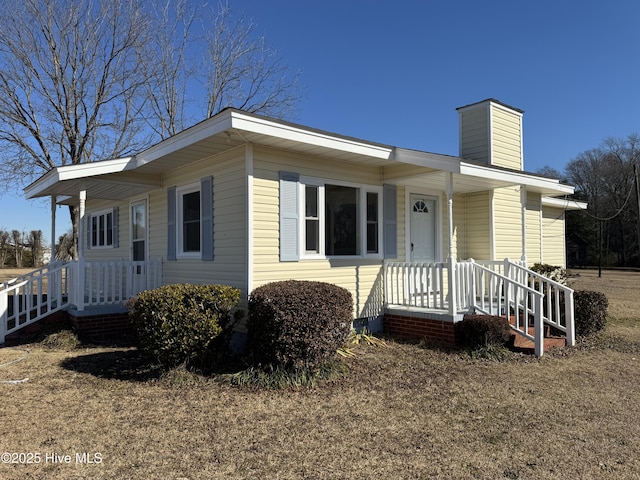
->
xmin=301 ymin=179 xmax=381 ymax=258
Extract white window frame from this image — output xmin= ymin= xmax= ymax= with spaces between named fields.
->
xmin=130 ymin=197 xmax=148 ymax=263
xmin=298 ymin=176 xmax=383 ymax=260
xmin=89 ymin=208 xmax=115 ymax=249
xmin=176 ymin=182 xmax=201 ymax=259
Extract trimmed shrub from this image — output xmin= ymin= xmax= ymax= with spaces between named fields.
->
xmin=574 ymin=290 xmax=608 ymax=337
xmin=456 ymin=314 xmax=513 ymax=349
xmin=530 ymin=263 xmax=567 ymax=285
xmin=247 ymin=280 xmax=353 ymax=370
xmin=128 ymin=283 xmax=240 ymax=369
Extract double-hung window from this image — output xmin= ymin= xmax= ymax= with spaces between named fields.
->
xmin=89 ymin=209 xmax=115 ymax=248
xmin=301 ymin=178 xmax=382 ymax=259
xmin=177 ymin=184 xmax=201 ymax=257
xmin=168 ymin=176 xmax=214 ymax=261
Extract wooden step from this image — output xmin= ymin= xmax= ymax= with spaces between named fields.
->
xmin=510 ymin=329 xmax=566 ymax=353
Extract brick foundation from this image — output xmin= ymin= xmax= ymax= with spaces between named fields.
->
xmin=69 ymin=311 xmax=132 ymax=340
xmin=384 ymin=312 xmax=456 ymax=346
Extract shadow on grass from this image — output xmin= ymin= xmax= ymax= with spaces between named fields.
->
xmin=60 ymin=349 xmax=163 ymax=382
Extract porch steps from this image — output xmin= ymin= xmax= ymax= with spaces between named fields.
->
xmin=509 ymin=325 xmax=566 ymax=354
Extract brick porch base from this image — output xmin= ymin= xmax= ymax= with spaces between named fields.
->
xmin=384 ymin=312 xmax=456 ymax=346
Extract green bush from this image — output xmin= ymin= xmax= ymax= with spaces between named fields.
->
xmin=128 ymin=283 xmax=240 ymax=369
xmin=530 ymin=263 xmax=567 ymax=285
xmin=247 ymin=280 xmax=353 ymax=370
xmin=574 ymin=290 xmax=608 ymax=337
xmin=456 ymin=314 xmax=513 ymax=349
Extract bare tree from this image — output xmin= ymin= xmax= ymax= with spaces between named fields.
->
xmin=143 ymin=1 xmax=301 ymax=139
xmin=56 ymin=230 xmax=75 ymax=262
xmin=0 ymin=229 xmax=9 ymax=268
xmin=565 ymin=135 xmax=640 ymax=267
xmin=11 ymin=230 xmax=23 ymax=268
xmin=0 ymin=0 xmax=154 ymax=258
xmin=203 ymin=5 xmax=301 ymax=120
xmin=27 ymin=229 xmax=44 ymax=267
xmin=0 ymin=0 xmax=302 ymax=259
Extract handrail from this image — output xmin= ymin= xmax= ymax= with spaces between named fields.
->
xmin=1 ymin=262 xmax=73 ymax=344
xmin=1 ymin=259 xmax=163 ymax=344
xmin=504 ymin=260 xmax=575 ymax=347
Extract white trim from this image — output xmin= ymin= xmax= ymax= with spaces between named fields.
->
xmin=459 ymin=162 xmax=575 ymax=195
xmin=541 ymin=196 xmax=588 ymax=210
xmin=24 ymin=157 xmax=136 ymax=198
xmin=489 ymin=189 xmax=496 ymax=261
xmin=298 ymin=175 xmax=383 ymax=260
xmin=229 ymin=111 xmax=393 ymax=160
xmin=130 ymin=197 xmax=149 ymax=263
xmin=246 ymin=143 xmax=254 ymax=294
xmin=88 ymin=207 xmax=116 ymax=249
xmin=404 ymin=188 xmax=442 ymax=263
xmin=487 ymin=103 xmax=493 ymax=166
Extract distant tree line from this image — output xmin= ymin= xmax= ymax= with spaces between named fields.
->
xmin=0 ymin=229 xmax=46 ymax=268
xmin=542 ymin=134 xmax=640 ymax=268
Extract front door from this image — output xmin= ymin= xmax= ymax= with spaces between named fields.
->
xmin=409 ymin=194 xmax=437 ymax=263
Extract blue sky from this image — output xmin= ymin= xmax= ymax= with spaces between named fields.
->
xmin=3 ymin=0 xmax=640 ymax=241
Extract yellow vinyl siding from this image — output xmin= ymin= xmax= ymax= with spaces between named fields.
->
xmin=153 ymin=148 xmax=248 ymax=295
xmin=542 ymin=205 xmax=566 ymax=267
xmin=464 ymin=191 xmax=491 ymax=260
xmin=459 ymin=107 xmax=489 ymax=164
xmin=490 ymin=106 xmax=523 ymax=170
xmin=493 ymin=186 xmax=523 ymax=260
xmin=251 ymin=146 xmax=386 ymax=317
xmin=525 ymin=192 xmax=542 ymax=264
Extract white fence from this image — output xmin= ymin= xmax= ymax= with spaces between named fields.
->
xmin=1 ymin=260 xmax=162 ymax=344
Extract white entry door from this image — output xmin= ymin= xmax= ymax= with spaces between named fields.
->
xmin=409 ymin=194 xmax=437 ymax=263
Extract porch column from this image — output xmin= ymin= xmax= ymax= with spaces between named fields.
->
xmin=50 ymin=195 xmax=56 ymax=264
xmin=520 ymin=185 xmax=527 ymax=264
xmin=446 ymin=173 xmax=457 ymax=315
xmin=77 ymin=189 xmax=86 ymax=312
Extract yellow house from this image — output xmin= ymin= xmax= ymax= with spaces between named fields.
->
xmin=5 ymin=99 xmax=585 ymax=356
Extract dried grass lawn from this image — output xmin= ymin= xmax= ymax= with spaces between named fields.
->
xmin=1 ymin=269 xmax=639 ymax=479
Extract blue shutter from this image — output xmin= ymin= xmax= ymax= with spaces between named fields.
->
xmin=279 ymin=171 xmax=299 ymax=262
xmin=112 ymin=207 xmax=119 ymax=248
xmin=383 ymin=184 xmax=397 ymax=259
xmin=167 ymin=187 xmax=176 ymax=261
xmin=201 ymin=176 xmax=214 ymax=261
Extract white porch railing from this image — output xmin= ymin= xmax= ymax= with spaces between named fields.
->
xmin=384 ymin=259 xmax=576 ymax=357
xmin=503 ymin=260 xmax=576 ymax=347
xmin=384 ymin=261 xmax=448 ymax=309
xmin=0 ymin=262 xmax=72 ymax=344
xmin=1 ymin=260 xmax=163 ymax=344
xmin=73 ymin=260 xmax=163 ymax=308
